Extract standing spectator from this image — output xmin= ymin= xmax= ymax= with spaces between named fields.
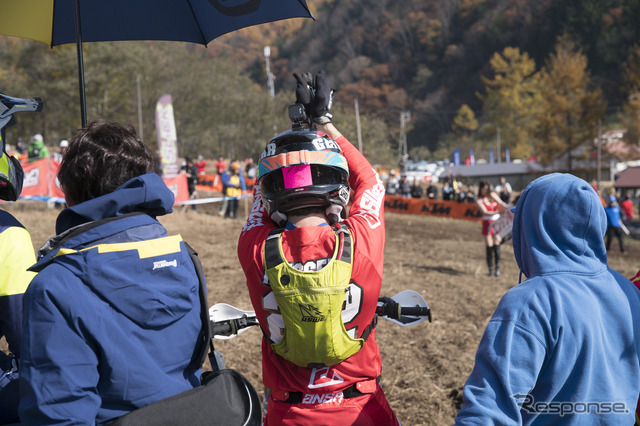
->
xmin=465 ymin=186 xmax=476 ymax=203
xmin=51 ymin=139 xmax=68 ymax=163
xmin=398 ymin=174 xmax=411 ymax=197
xmin=456 ymin=184 xmax=467 ymax=203
xmin=620 ymin=192 xmax=634 ymax=221
xmin=605 ymin=195 xmax=626 ymax=254
xmin=181 ymin=156 xmax=199 ymax=211
xmin=0 ymin=149 xmax=36 ymax=423
xmin=19 ymin=121 xmax=204 ymax=425
xmin=442 ymin=178 xmax=454 ymax=201
xmin=195 ymin=155 xmax=207 ymax=176
xmin=15 ymin=137 xmax=26 ymax=156
xmin=426 ymin=181 xmax=438 ymax=199
xmin=27 ymin=133 xmax=49 ymax=162
xmin=410 ymin=178 xmax=423 ymax=199
xmin=222 ymin=161 xmax=246 ymax=219
xmin=239 ymin=70 xmax=398 ymax=424
xmin=386 ymin=169 xmax=399 ymax=195
xmin=495 ymin=176 xmax=512 ymax=204
xmin=456 ymin=173 xmax=640 ymax=425
xmin=215 ymin=156 xmax=226 ymax=175
xmin=245 ymin=158 xmax=256 ymax=180
xmin=477 ymin=180 xmax=509 ymax=276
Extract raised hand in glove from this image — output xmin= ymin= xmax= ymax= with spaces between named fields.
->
xmin=310 ymin=70 xmax=334 ymax=125
xmin=293 ymin=72 xmax=314 ymax=116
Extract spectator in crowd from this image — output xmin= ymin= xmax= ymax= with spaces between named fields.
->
xmin=604 ymin=195 xmax=626 ymax=254
xmin=0 ymin=148 xmax=36 ymax=423
xmin=477 ymin=180 xmax=509 ymax=277
xmin=222 ymin=160 xmax=246 ymax=219
xmin=495 ymin=176 xmax=512 ymax=204
xmin=456 ymin=184 xmax=467 ymax=203
xmin=426 ymin=181 xmax=438 ymax=199
xmin=154 ymin=152 xmax=163 ymax=176
xmin=52 ymin=139 xmax=68 ymax=163
xmin=398 ymin=174 xmax=411 ymax=197
xmin=620 ymin=192 xmax=634 ymax=221
xmin=195 ymin=155 xmax=207 ymax=175
xmin=215 ymin=156 xmax=226 ymax=175
xmin=410 ymin=178 xmax=423 ymax=199
xmin=19 ymin=120 xmax=204 ymax=425
xmin=27 ymin=133 xmax=49 ymax=162
xmin=465 ymin=186 xmax=476 ymax=203
xmin=15 ymin=137 xmax=26 ymax=156
xmin=181 ymin=156 xmax=199 ymax=212
xmin=386 ymin=169 xmax=399 ymax=195
xmin=442 ymin=178 xmax=454 ymax=201
xmin=245 ymin=158 xmax=256 ymax=180
xmin=456 ymin=173 xmax=640 ymax=425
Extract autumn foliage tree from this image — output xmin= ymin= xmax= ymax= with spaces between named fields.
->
xmin=479 ymin=47 xmax=542 ymax=161
xmin=534 ymin=35 xmax=606 ymax=170
xmin=619 ymin=44 xmax=640 ymax=148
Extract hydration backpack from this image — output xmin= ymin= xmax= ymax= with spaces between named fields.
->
xmin=264 ymin=224 xmax=366 ymax=368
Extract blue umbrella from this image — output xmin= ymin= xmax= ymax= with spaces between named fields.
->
xmin=0 ymin=0 xmax=314 ymax=127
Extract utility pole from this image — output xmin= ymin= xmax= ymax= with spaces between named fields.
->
xmin=264 ymin=46 xmax=275 ymax=99
xmin=354 ymin=97 xmax=363 ymax=153
xmin=399 ymin=111 xmax=410 ymax=163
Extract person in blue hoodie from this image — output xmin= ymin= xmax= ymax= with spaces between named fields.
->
xmin=455 ymin=173 xmax=640 ymax=425
xmin=19 ymin=121 xmax=205 ymax=425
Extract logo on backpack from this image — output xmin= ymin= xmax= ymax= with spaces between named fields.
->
xmin=300 ymin=304 xmax=325 ymax=322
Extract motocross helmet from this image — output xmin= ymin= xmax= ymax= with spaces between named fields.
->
xmin=258 ymin=128 xmax=350 ymax=225
xmin=0 ymin=149 xmax=24 ymax=202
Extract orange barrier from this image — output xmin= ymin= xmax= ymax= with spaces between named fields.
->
xmin=384 ymin=195 xmax=483 ymax=222
xmin=19 ymin=158 xmax=189 ymax=205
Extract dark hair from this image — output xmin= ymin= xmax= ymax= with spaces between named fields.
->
xmin=58 ymin=120 xmax=155 ymax=205
xmin=478 ymin=180 xmax=492 ymax=196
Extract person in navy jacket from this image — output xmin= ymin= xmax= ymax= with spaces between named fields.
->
xmin=19 ymin=121 xmax=204 ymax=425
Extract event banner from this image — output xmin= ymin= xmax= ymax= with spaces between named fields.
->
xmin=19 ymin=158 xmax=188 ymax=205
xmin=384 ymin=195 xmax=483 ymax=222
xmin=155 ymin=94 xmax=180 ymax=177
xmin=21 ymin=158 xmax=64 ymax=199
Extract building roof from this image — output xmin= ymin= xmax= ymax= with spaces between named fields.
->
xmin=615 ymin=167 xmax=640 ymax=188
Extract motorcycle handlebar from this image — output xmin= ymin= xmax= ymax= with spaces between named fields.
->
xmin=210 ymin=315 xmax=259 ymax=337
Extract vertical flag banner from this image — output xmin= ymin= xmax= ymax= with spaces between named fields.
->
xmin=489 ymin=148 xmax=494 ymax=164
xmin=505 ymin=147 xmax=511 ymax=163
xmin=155 ymin=94 xmax=180 ymax=177
xmin=453 ymin=149 xmax=460 ymax=166
xmin=469 ymin=149 xmax=475 ymax=165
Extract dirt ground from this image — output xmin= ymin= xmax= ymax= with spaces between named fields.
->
xmin=3 ymin=198 xmax=639 ymax=426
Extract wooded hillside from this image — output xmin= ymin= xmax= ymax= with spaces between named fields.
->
xmin=2 ymin=0 xmax=640 ymax=167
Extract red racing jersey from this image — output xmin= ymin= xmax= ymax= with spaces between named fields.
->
xmin=238 ymin=133 xmax=386 ymax=397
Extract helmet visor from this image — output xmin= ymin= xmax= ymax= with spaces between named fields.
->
xmin=261 ymin=164 xmax=348 ymax=195
xmin=258 ymin=150 xmax=348 ymax=180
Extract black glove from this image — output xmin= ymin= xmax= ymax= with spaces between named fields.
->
xmin=310 ymin=70 xmax=333 ymax=125
xmin=293 ymin=72 xmax=314 ymax=117
xmin=378 ymin=296 xmax=401 ymax=320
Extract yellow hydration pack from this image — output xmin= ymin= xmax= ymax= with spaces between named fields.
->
xmin=264 ymin=224 xmax=364 ymax=368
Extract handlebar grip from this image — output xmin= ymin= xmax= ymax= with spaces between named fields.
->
xmin=211 ymin=321 xmax=233 ymax=337
xmin=400 ymin=306 xmax=431 ymax=317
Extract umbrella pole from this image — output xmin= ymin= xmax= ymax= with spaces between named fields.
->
xmin=74 ymin=0 xmax=87 ymax=129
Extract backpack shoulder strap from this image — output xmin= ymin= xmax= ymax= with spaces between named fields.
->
xmin=183 ymin=241 xmax=213 ymax=370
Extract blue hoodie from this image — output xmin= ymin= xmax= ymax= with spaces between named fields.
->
xmin=19 ymin=172 xmax=204 ymax=425
xmin=455 ymin=173 xmax=640 ymax=425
